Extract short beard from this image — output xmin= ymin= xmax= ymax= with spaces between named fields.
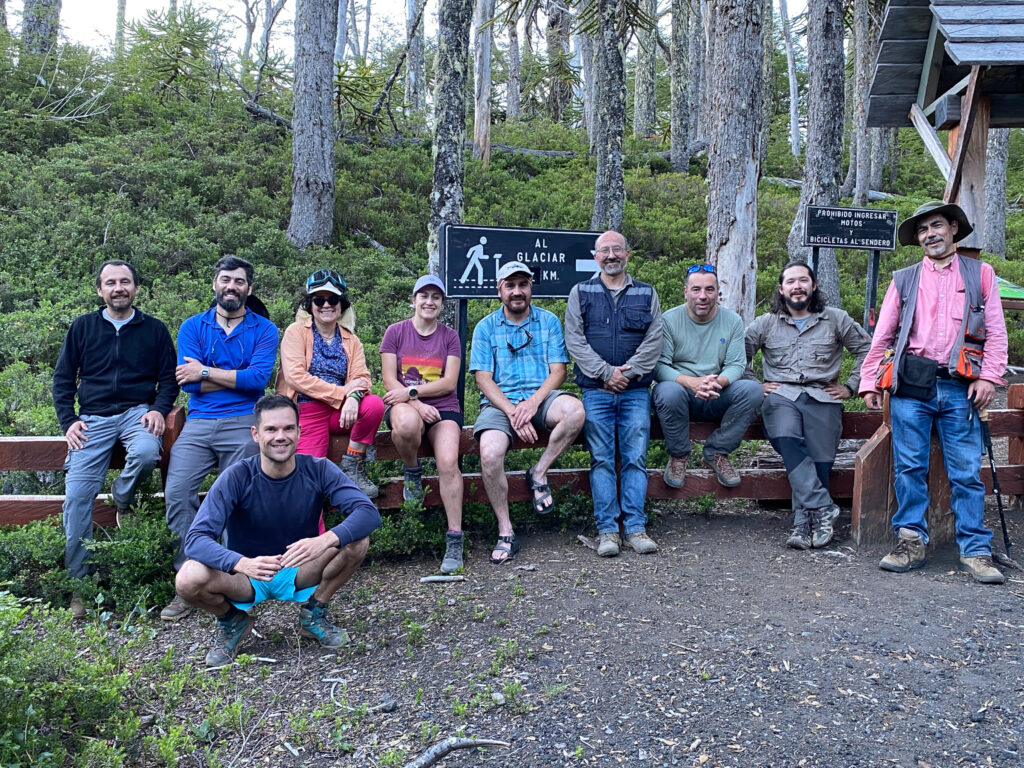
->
xmin=216 ymin=290 xmax=245 ymax=312
xmin=784 ymin=294 xmax=809 ymax=313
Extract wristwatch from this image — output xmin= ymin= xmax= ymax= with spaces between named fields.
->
xmin=408 ymin=386 xmax=419 ymax=400
xmin=201 ymin=367 xmax=210 ymax=379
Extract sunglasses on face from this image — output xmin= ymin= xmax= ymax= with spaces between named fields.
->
xmin=506 ymin=327 xmax=534 ymax=353
xmin=312 ymin=295 xmax=341 ymax=307
xmin=687 ymin=264 xmax=716 ymax=275
xmin=307 ymin=269 xmax=347 ymax=293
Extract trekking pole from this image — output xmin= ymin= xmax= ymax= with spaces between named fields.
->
xmin=977 ymin=408 xmax=1022 ymax=570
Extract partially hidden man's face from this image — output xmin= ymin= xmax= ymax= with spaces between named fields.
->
xmin=915 ymin=213 xmax=958 ymax=261
xmin=778 ymin=265 xmax=815 ymax=312
xmin=498 ymin=274 xmax=533 ymax=315
xmin=213 ymin=267 xmax=252 ymax=312
xmin=96 ymin=265 xmax=139 ymax=313
xmin=685 ymin=271 xmax=719 ymax=320
xmin=252 ymin=406 xmax=299 ymax=464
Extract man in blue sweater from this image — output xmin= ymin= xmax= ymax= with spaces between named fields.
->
xmin=53 ymin=261 xmax=179 ymax=619
xmin=161 ymin=256 xmax=279 ymax=621
xmin=177 ymin=394 xmax=382 ymax=667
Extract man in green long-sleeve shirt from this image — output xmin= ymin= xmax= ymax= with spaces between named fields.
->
xmin=652 ymin=265 xmax=763 ymax=488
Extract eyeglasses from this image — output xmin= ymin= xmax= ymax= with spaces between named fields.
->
xmin=306 ymin=269 xmax=347 ymax=294
xmin=687 ymin=264 xmax=716 ymax=275
xmin=312 ymin=295 xmax=341 ymax=307
xmin=505 ymin=327 xmax=534 ymax=353
xmin=596 ymin=245 xmax=627 ymax=255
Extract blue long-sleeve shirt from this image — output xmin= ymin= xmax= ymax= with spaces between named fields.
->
xmin=184 ymin=454 xmax=382 ymax=574
xmin=176 ymin=307 xmax=279 ymax=419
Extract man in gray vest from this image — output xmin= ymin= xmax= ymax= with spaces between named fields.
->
xmin=565 ymin=230 xmax=664 ymax=557
xmin=859 ymin=201 xmax=1008 ymax=584
xmin=745 ymin=262 xmax=871 ymax=550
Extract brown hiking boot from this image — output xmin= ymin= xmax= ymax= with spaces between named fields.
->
xmin=703 ymin=453 xmax=740 ymax=488
xmin=663 ymin=455 xmax=687 ymax=489
xmin=959 ymin=555 xmax=1006 ymax=585
xmin=160 ymin=594 xmax=194 ymax=622
xmin=879 ymin=528 xmax=926 ymax=573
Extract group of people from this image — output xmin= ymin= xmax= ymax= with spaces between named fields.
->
xmin=53 ymin=200 xmax=1009 ymax=667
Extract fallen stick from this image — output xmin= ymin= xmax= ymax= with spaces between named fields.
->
xmin=402 ymin=737 xmax=510 ymax=768
xmin=577 ymin=534 xmax=598 ymax=552
xmin=419 ymin=575 xmax=465 ymax=583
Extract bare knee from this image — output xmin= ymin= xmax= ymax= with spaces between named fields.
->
xmin=478 ymin=435 xmax=509 ymax=473
xmin=390 ymin=406 xmax=423 ymax=440
xmin=340 ymin=536 xmax=369 ymax=562
xmin=175 ymin=559 xmax=212 ymax=600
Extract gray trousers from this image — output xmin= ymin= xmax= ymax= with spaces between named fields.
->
xmin=164 ymin=414 xmax=258 ymax=570
xmin=761 ymin=392 xmax=842 ymax=524
xmin=652 ymin=379 xmax=763 ymax=459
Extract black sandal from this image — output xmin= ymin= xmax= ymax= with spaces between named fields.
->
xmin=525 ymin=465 xmax=554 ymax=515
xmin=490 ymin=534 xmax=520 ymax=565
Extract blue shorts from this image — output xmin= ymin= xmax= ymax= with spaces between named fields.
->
xmin=230 ymin=567 xmax=316 ymax=611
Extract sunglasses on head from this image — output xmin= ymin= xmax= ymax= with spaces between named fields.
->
xmin=312 ymin=295 xmax=341 ymax=307
xmin=307 ymin=269 xmax=347 ymax=293
xmin=687 ymin=264 xmax=716 ymax=275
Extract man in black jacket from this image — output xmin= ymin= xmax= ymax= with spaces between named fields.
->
xmin=52 ymin=261 xmax=179 ymax=617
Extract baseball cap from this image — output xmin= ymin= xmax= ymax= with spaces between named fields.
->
xmin=497 ymin=261 xmax=533 ymax=282
xmin=413 ymin=274 xmax=446 ymax=296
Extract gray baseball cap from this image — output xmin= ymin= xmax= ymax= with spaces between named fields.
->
xmin=497 ymin=261 xmax=533 ymax=282
xmin=413 ymin=274 xmax=446 ymax=296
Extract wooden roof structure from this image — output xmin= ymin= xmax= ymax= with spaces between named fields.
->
xmin=868 ymin=0 xmax=1024 ymax=251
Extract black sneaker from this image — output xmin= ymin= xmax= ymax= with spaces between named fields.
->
xmin=440 ymin=531 xmax=464 ymax=573
xmin=403 ymin=464 xmax=424 ymax=503
xmin=786 ymin=522 xmax=812 ymax=550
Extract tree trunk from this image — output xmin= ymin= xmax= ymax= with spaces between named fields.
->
xmin=778 ymin=0 xmax=800 ymax=156
xmin=21 ymin=0 xmax=62 ymax=56
xmin=115 ymin=0 xmax=127 ymax=59
xmin=546 ymin=0 xmax=572 ymax=123
xmin=669 ymin=0 xmax=690 ymax=171
xmin=687 ymin=0 xmax=705 ymax=143
xmin=241 ymin=0 xmax=258 ymax=62
xmin=335 ymin=0 xmax=349 ymax=64
xmin=507 ymin=19 xmax=521 ymax=122
xmin=287 ymin=0 xmax=338 ymax=249
xmin=786 ymin=0 xmax=844 ymax=306
xmin=577 ymin=6 xmax=597 ymax=150
xmin=405 ymin=0 xmax=427 ymax=116
xmin=869 ymin=127 xmax=892 ymax=192
xmin=887 ymin=128 xmax=899 ymax=189
xmin=261 ymin=1 xmax=288 ymax=61
xmin=169 ymin=0 xmax=178 ymax=14
xmin=347 ymin=0 xmax=361 ymax=60
xmin=984 ymin=128 xmax=1010 ymax=258
xmin=633 ymin=0 xmax=657 ymax=138
xmin=363 ymin=0 xmax=372 ymax=63
xmin=706 ymin=0 xmax=764 ymax=324
xmin=473 ymin=0 xmax=494 ymax=163
xmin=852 ymin=0 xmax=870 ymax=206
xmin=427 ymin=0 xmax=474 ymax=271
xmin=591 ymin=0 xmax=626 ymax=232
xmin=0 ymin=0 xmax=6 ymax=32
xmin=759 ymin=0 xmax=774 ymax=168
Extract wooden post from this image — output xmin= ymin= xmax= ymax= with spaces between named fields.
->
xmin=851 ymin=394 xmax=895 ymax=547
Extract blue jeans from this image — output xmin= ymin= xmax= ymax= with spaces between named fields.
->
xmin=63 ymin=405 xmax=162 ymax=578
xmin=889 ymin=379 xmax=992 ymax=556
xmin=582 ymin=387 xmax=651 ymax=535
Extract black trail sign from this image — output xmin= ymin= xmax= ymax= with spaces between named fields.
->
xmin=440 ymin=224 xmax=605 ymax=299
xmin=803 ymin=206 xmax=898 ymax=251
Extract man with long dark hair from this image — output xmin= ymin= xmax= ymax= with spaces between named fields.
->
xmin=745 ymin=262 xmax=870 ymax=550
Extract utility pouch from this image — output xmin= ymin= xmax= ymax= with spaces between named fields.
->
xmin=894 ymin=353 xmax=937 ymax=401
xmin=956 ymin=346 xmax=984 ymax=380
xmin=954 ymin=304 xmax=986 ymax=381
xmin=876 ymin=349 xmax=896 ymax=391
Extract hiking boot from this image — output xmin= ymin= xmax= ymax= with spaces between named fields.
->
xmin=69 ymin=596 xmax=86 ymax=620
xmin=703 ymin=453 xmax=741 ymax=488
xmin=811 ymin=504 xmax=841 ymax=548
xmin=440 ymin=531 xmax=465 ymax=574
xmin=786 ymin=522 xmax=812 ymax=550
xmin=403 ymin=464 xmax=424 ymax=503
xmin=879 ymin=528 xmax=926 ymax=573
xmin=625 ymin=531 xmax=659 ymax=554
xmin=959 ymin=555 xmax=1006 ymax=585
xmin=205 ymin=611 xmax=253 ymax=668
xmin=663 ymin=455 xmax=687 ymax=489
xmin=597 ymin=532 xmax=621 ymax=557
xmin=299 ymin=602 xmax=349 ymax=648
xmin=340 ymin=454 xmax=379 ymax=499
xmin=160 ymin=593 xmax=194 ymax=622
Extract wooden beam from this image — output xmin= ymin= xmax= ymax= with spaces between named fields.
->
xmin=954 ymin=95 xmax=991 ymax=250
xmin=917 ymin=18 xmax=946 ymax=108
xmin=876 ymin=39 xmax=929 ymax=66
xmin=946 ymin=42 xmax=1024 ymax=65
xmin=943 ymin=23 xmax=1024 ymax=44
xmin=881 ymin=4 xmax=936 ymax=41
xmin=935 ymin=6 xmax=1024 ymax=23
xmin=923 ymin=73 xmax=972 ymax=116
xmin=943 ymin=66 xmax=982 ymax=202
xmin=909 ymin=103 xmax=953 ymax=179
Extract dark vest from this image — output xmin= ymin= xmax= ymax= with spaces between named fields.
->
xmin=575 ymin=275 xmax=655 ymax=390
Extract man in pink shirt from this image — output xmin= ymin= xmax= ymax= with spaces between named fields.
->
xmin=860 ymin=201 xmax=1008 ymax=584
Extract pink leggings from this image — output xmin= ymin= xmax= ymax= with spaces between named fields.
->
xmin=297 ymin=396 xmax=384 ymax=457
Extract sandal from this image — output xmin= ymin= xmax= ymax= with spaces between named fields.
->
xmin=525 ymin=465 xmax=554 ymax=515
xmin=490 ymin=534 xmax=520 ymax=565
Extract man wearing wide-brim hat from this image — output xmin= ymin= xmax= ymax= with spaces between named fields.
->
xmin=859 ymin=201 xmax=1009 ymax=584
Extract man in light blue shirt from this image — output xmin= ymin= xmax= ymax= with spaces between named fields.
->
xmin=470 ymin=262 xmax=585 ymax=564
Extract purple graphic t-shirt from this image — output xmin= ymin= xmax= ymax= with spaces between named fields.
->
xmin=380 ymin=319 xmax=462 ymax=413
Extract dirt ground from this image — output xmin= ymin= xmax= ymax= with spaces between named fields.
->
xmin=149 ymin=498 xmax=1024 ymax=768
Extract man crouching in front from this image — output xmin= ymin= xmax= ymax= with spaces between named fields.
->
xmin=176 ymin=394 xmax=381 ymax=667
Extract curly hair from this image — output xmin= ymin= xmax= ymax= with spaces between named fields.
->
xmin=770 ymin=261 xmax=826 ymax=315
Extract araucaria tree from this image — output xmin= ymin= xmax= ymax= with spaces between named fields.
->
xmin=287 ymin=0 xmax=338 ymax=248
xmin=428 ymin=0 xmax=474 ymax=269
xmin=705 ymin=0 xmax=764 ymax=323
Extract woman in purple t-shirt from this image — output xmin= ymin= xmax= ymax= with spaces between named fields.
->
xmin=380 ymin=275 xmax=464 ymax=573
